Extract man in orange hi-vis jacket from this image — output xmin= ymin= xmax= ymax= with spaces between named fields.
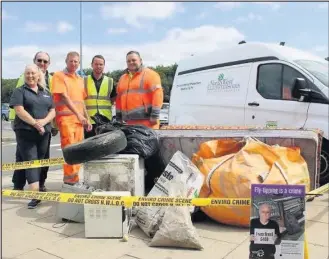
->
xmin=52 ymin=51 xmax=92 ymax=185
xmin=116 ymin=51 xmax=164 ymax=129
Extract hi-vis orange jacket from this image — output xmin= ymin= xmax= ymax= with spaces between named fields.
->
xmin=52 ymin=70 xmax=86 ymax=124
xmin=116 ymin=67 xmax=163 ymax=128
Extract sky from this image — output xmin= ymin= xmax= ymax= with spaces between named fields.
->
xmin=1 ymin=1 xmax=328 ymax=79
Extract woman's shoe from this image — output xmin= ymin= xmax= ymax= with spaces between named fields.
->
xmin=28 ymin=199 xmax=41 ymax=209
xmin=39 ymin=186 xmax=47 ymax=192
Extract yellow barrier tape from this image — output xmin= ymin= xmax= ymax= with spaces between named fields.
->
xmin=307 ymin=183 xmax=328 ymax=195
xmin=1 ymin=157 xmax=65 ymax=171
xmin=2 ymin=184 xmax=327 ymax=207
xmin=2 ymin=190 xmax=251 ymax=207
xmin=305 ymin=183 xmax=328 ymax=201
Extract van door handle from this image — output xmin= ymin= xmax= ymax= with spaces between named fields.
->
xmin=248 ymin=102 xmax=259 ymax=107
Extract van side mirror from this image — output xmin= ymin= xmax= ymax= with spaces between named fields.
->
xmin=292 ymin=78 xmax=310 ymax=101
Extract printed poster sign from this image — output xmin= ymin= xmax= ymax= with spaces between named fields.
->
xmin=249 ymin=184 xmax=305 ymax=259
xmin=254 ymin=228 xmax=275 ymax=245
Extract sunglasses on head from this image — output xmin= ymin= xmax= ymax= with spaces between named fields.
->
xmin=37 ymin=59 xmax=49 ymax=64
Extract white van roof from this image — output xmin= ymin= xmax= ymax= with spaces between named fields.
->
xmin=176 ymin=42 xmax=325 ymax=75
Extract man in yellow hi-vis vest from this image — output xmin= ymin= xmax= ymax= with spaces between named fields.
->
xmin=10 ymin=51 xmax=58 ymax=191
xmin=84 ymin=55 xmax=116 ymax=138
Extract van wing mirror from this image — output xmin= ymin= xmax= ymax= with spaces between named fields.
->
xmin=292 ymin=78 xmax=310 ymax=100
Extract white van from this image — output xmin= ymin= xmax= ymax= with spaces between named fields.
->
xmin=169 ymin=42 xmax=329 ymax=184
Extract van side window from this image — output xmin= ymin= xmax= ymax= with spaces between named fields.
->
xmin=257 ymin=64 xmax=282 ymax=99
xmin=257 ymin=63 xmax=307 ymax=101
xmin=282 ymin=66 xmax=306 ymax=100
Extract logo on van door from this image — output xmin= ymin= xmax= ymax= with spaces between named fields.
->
xmin=207 ymin=73 xmax=240 ymax=93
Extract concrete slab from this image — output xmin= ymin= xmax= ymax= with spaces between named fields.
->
xmin=116 ymin=256 xmax=142 ymax=259
xmin=306 ymin=204 xmax=329 ymax=223
xmin=194 ymin=221 xmax=249 ymax=244
xmin=2 ymin=201 xmax=55 ymax=230
xmin=126 ymin=238 xmax=237 ymax=259
xmin=2 ymin=221 xmax=66 ymax=258
xmin=308 ymin=243 xmax=329 ymax=259
xmin=2 ymin=197 xmax=28 ymax=211
xmin=306 ymin=194 xmax=329 ymax=207
xmin=222 ymin=238 xmax=249 ymax=259
xmin=14 ymin=249 xmax=64 ymax=259
xmin=28 ymin=212 xmax=85 ymax=237
xmin=39 ymin=231 xmax=148 ymax=259
xmin=305 ymin=221 xmax=329 ymax=247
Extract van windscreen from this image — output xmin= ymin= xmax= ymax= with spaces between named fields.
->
xmin=294 ymin=60 xmax=328 ymax=87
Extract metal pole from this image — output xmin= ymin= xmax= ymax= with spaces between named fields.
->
xmin=80 ymin=1 xmax=83 ymax=72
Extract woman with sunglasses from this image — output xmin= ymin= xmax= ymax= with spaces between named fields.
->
xmin=9 ymin=51 xmax=57 ymax=194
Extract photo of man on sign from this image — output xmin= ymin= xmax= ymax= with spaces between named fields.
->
xmin=249 ymin=184 xmax=306 ymax=259
xmin=250 ymin=203 xmax=281 ymax=259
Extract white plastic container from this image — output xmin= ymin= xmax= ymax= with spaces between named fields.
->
xmin=56 ymin=183 xmax=93 ymax=223
xmin=83 ymin=154 xmax=145 ymax=196
xmin=84 ymin=191 xmax=131 ymax=238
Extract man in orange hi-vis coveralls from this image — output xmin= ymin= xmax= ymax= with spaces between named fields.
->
xmin=52 ymin=51 xmax=92 ymax=185
xmin=116 ymin=51 xmax=163 ymax=129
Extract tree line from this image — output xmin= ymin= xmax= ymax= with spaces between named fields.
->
xmin=2 ymin=57 xmax=328 ymax=103
xmin=1 ymin=64 xmax=178 ymax=103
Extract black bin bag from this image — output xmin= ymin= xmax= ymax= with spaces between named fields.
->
xmin=93 ymin=114 xmax=160 ymax=159
xmin=119 ymin=125 xmax=160 ymax=159
xmin=93 ymin=114 xmax=167 ymax=190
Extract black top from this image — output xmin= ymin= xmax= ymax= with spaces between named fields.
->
xmin=250 ymin=218 xmax=281 ymax=257
xmin=9 ymin=84 xmax=54 ymax=132
xmin=91 ymin=73 xmax=117 ymax=99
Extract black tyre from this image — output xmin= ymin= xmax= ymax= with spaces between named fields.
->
xmin=63 ymin=130 xmax=127 ymax=165
xmin=1 ymin=114 xmax=7 ymax=121
xmin=320 ymin=139 xmax=329 ymax=185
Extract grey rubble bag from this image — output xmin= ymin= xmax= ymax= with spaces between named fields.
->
xmin=149 ymin=182 xmax=204 ymax=250
xmin=135 ymin=151 xmax=204 ymax=237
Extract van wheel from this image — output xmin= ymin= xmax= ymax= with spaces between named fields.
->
xmin=62 ymin=130 xmax=127 ymax=165
xmin=320 ymin=139 xmax=329 ymax=186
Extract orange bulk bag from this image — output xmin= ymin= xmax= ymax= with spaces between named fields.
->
xmin=192 ymin=137 xmax=310 ymax=227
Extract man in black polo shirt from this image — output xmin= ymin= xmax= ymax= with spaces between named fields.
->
xmin=250 ymin=203 xmax=281 ymax=259
xmin=84 ymin=55 xmax=116 ymax=138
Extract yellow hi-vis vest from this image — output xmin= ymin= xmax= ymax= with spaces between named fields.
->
xmin=9 ymin=73 xmax=53 ymax=121
xmin=84 ymin=75 xmax=113 ymax=124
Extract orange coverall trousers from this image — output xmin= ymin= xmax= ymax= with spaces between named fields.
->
xmin=58 ymin=119 xmax=84 ymax=184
